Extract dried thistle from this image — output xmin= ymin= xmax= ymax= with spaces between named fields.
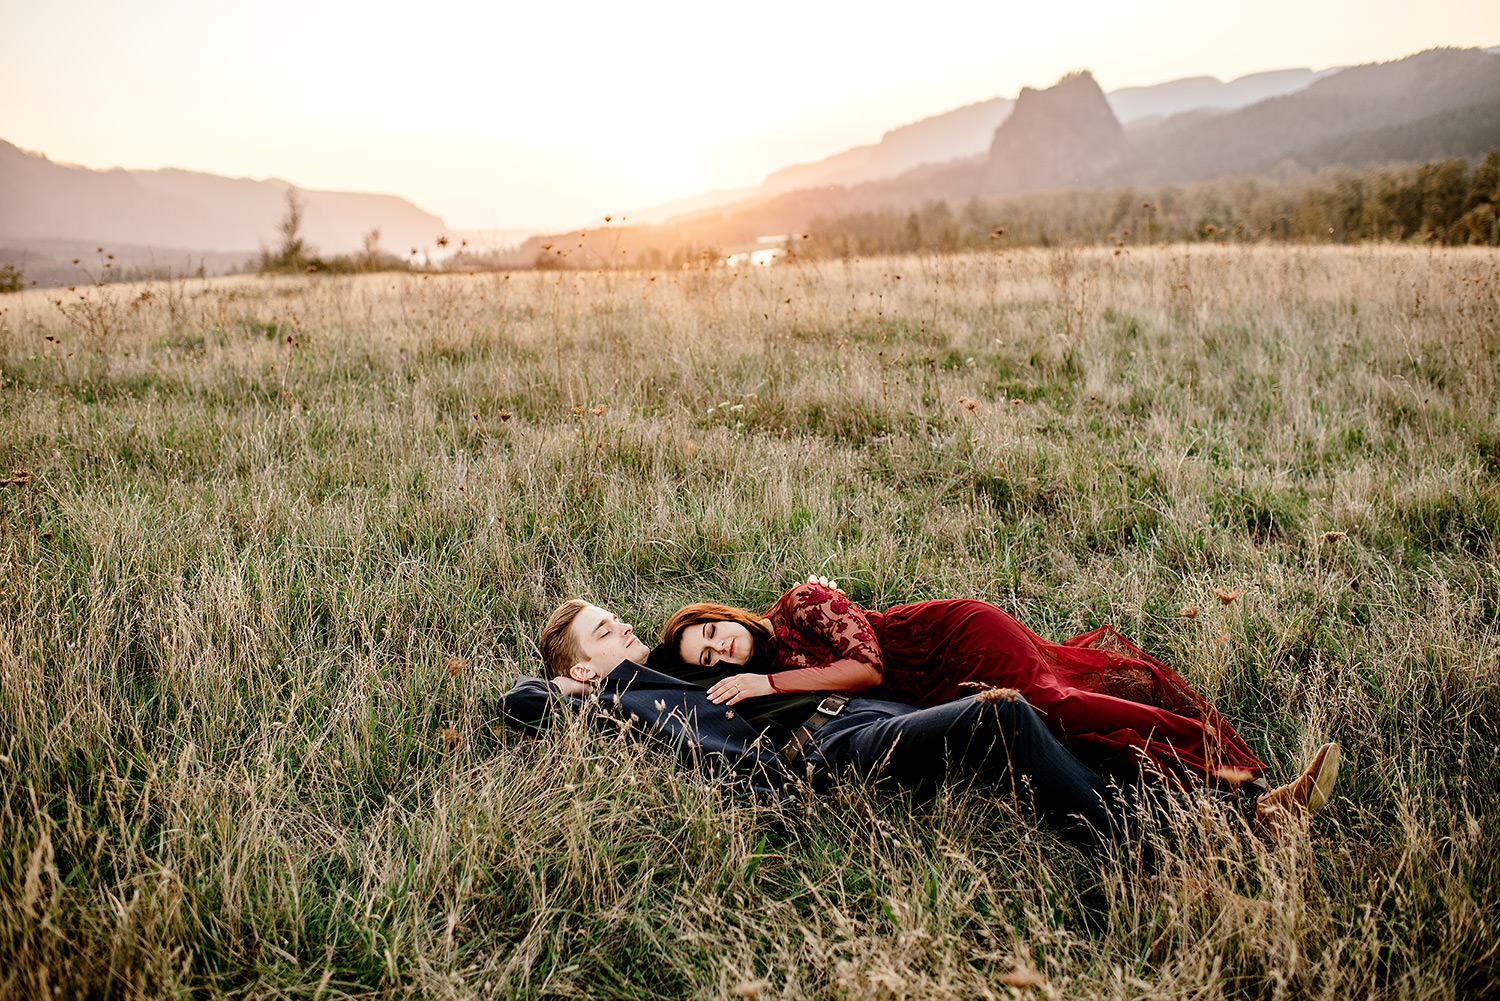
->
xmin=963 ymin=684 xmax=1021 ymax=704
xmin=1323 ymin=531 xmax=1347 ymax=542
xmin=999 ymin=967 xmax=1046 ymax=988
xmin=1180 ymin=604 xmax=1199 ymax=619
xmin=1212 ymin=587 xmax=1242 ymax=605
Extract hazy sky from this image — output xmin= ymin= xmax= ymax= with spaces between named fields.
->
xmin=4 ymin=0 xmax=1498 ymax=234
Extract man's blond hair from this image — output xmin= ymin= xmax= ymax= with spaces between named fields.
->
xmin=538 ymin=599 xmax=589 ymax=678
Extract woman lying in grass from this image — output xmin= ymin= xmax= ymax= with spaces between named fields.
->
xmin=536 ymin=583 xmax=1340 ymax=838
xmin=654 ymin=580 xmax=1278 ymax=792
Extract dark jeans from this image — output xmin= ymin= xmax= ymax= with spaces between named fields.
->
xmin=806 ymin=694 xmax=1245 ymax=845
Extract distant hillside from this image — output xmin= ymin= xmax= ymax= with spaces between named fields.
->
xmin=985 ymin=72 xmax=1126 ymax=194
xmin=1106 ymin=67 xmax=1336 ymax=125
xmin=519 ymin=47 xmax=1500 ymax=265
xmin=1112 ymin=47 xmax=1500 ymax=184
xmin=645 ymin=67 xmax=1330 ymax=223
xmin=1289 ymin=95 xmax=1500 ymax=170
xmin=713 ymin=48 xmax=1500 ymax=219
xmin=0 ymin=141 xmax=447 ymax=260
xmin=762 ymin=96 xmax=1015 ymax=194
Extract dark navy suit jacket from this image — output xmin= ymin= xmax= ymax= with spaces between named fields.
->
xmin=493 ymin=660 xmax=802 ymax=801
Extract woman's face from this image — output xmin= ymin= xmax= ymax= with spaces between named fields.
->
xmin=678 ymin=619 xmax=754 ymax=669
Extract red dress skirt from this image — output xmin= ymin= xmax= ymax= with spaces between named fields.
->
xmin=764 ymin=584 xmax=1265 ymax=785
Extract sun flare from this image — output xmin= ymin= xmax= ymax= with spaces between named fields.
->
xmin=621 ymin=131 xmax=705 ymax=193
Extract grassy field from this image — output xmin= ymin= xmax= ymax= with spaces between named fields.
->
xmin=1 ymin=244 xmax=1497 ymax=999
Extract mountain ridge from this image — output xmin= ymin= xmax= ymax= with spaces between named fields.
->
xmin=0 ymin=141 xmax=447 ymax=256
xmin=497 ymin=46 xmax=1500 ymax=268
xmin=624 ymin=67 xmax=1339 ymax=227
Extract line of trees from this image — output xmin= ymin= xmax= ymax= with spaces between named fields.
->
xmin=257 ymin=189 xmax=414 ymax=275
xmin=801 ymin=148 xmax=1500 ymax=257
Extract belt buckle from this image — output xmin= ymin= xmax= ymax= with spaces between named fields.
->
xmin=816 ymin=695 xmax=847 ymax=717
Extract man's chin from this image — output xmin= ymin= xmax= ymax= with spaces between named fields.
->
xmin=629 ymin=646 xmax=652 ymax=665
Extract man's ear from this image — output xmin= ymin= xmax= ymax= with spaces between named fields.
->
xmin=569 ymin=662 xmax=596 ymax=683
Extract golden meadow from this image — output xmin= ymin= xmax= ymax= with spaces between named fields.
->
xmin=1 ymin=244 xmax=1497 ymax=998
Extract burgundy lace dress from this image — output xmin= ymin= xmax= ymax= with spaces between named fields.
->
xmin=762 ymin=582 xmax=1266 ymax=784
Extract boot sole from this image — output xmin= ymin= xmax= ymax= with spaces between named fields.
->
xmin=1307 ymin=742 xmax=1341 ymax=815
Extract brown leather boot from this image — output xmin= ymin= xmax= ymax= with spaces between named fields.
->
xmin=1255 ymin=742 xmax=1341 ymax=839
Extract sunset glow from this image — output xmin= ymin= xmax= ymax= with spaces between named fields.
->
xmin=2 ymin=0 xmax=1498 ymax=233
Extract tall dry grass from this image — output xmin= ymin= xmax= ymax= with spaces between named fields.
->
xmin=1 ymin=244 xmax=1497 ymax=998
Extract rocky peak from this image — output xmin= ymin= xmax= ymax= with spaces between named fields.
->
xmin=984 ymin=70 xmax=1127 ymax=195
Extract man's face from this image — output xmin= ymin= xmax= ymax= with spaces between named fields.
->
xmin=566 ymin=603 xmax=649 ymax=681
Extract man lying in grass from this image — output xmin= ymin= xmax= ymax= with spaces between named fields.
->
xmin=493 ymin=598 xmax=1339 ymax=848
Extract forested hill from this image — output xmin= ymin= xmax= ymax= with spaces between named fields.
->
xmin=1112 ymin=47 xmax=1500 ymax=185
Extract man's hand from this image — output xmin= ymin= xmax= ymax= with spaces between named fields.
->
xmin=807 ymin=574 xmax=846 ymax=595
xmin=550 ymin=676 xmax=595 ymax=697
xmin=706 ymin=673 xmax=776 ymax=705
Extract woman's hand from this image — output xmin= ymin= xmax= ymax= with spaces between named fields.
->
xmin=707 ymin=673 xmax=776 ymax=705
xmin=550 ymin=676 xmax=595 ymax=697
xmin=807 ymin=574 xmax=846 ymax=595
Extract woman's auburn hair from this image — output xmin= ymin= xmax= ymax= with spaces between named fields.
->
xmin=660 ymin=602 xmax=777 ymax=673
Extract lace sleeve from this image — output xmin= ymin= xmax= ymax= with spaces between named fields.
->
xmin=767 ymin=583 xmax=883 ymax=693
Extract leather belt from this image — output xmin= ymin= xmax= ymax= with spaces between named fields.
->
xmin=779 ymin=694 xmax=851 ymax=764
